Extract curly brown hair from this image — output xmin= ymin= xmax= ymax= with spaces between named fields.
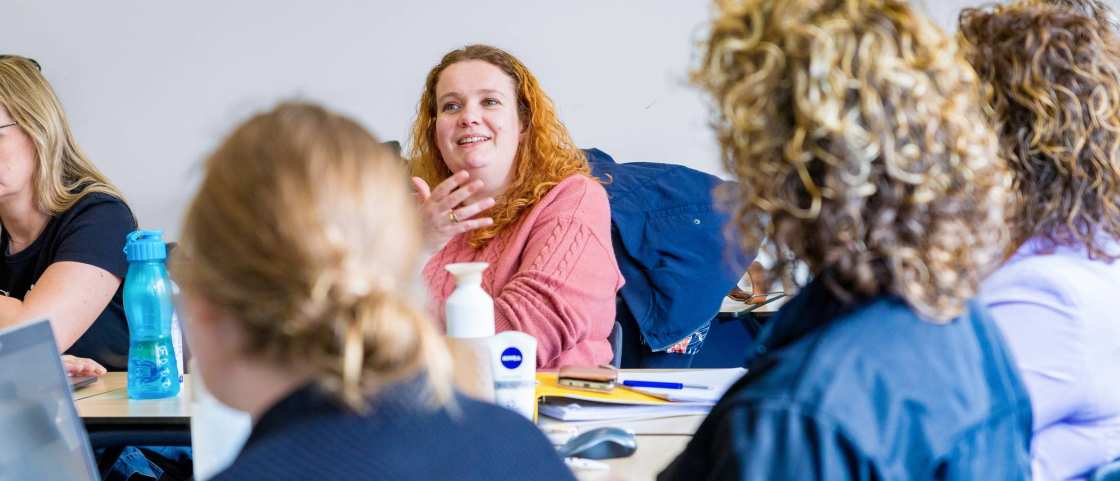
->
xmin=1040 ymin=0 xmax=1120 ymax=32
xmin=408 ymin=45 xmax=589 ymax=249
xmin=960 ymin=1 xmax=1120 ymax=261
xmin=693 ymin=0 xmax=1010 ymax=321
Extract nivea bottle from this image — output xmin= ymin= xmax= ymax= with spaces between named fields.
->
xmin=486 ymin=331 xmax=537 ymax=419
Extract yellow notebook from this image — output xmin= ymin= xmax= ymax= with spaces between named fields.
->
xmin=535 ymin=372 xmax=669 ymax=404
xmin=534 ymin=372 xmax=669 ymax=422
xmin=534 ymin=369 xmax=746 ymax=422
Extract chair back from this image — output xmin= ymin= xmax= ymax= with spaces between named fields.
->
xmin=607 ymin=321 xmax=623 ymax=368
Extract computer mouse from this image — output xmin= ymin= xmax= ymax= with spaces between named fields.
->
xmin=556 ymin=427 xmax=637 ymax=460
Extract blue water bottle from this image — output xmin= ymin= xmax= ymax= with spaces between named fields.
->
xmin=123 ymin=230 xmax=181 ymax=399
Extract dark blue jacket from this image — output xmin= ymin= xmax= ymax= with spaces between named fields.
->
xmin=209 ymin=380 xmax=576 ymax=481
xmin=658 ymin=279 xmax=1034 ymax=481
xmin=585 ymin=148 xmax=751 ymax=350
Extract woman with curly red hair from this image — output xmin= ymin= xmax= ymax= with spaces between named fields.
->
xmin=408 ymin=45 xmax=622 ymax=369
xmin=174 ymin=102 xmax=575 ymax=481
xmin=960 ymin=1 xmax=1120 ymax=479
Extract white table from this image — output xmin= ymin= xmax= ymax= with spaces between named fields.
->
xmin=74 ymin=372 xmax=191 ymax=425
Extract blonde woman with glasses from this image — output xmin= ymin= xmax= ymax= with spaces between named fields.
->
xmin=0 ymin=55 xmax=136 ymax=371
xmin=173 ymin=102 xmax=574 ymax=481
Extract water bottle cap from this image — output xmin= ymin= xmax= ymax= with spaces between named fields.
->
xmin=124 ymin=230 xmax=167 ymax=262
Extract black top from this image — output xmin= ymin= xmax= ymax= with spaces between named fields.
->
xmin=210 ymin=380 xmax=577 ymax=481
xmin=659 ymin=279 xmax=1033 ymax=481
xmin=0 ymin=192 xmax=136 ymax=370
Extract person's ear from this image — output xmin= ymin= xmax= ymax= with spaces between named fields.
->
xmin=180 ymin=291 xmax=220 ymax=329
xmin=180 ymin=292 xmax=243 ymax=351
xmin=518 ymin=104 xmax=529 ymax=136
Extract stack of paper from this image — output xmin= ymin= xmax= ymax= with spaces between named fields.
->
xmin=539 ymin=401 xmax=712 ymax=422
xmin=536 ymin=368 xmax=746 ymax=422
xmin=618 ymin=369 xmax=745 ymax=402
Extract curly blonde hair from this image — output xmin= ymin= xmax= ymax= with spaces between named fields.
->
xmin=408 ymin=45 xmax=589 ymax=249
xmin=1041 ymin=0 xmax=1120 ymax=31
xmin=693 ymin=0 xmax=1010 ymax=321
xmin=174 ymin=102 xmax=452 ymax=411
xmin=960 ymin=1 xmax=1120 ymax=261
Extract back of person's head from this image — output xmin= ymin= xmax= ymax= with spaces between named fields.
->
xmin=693 ymin=0 xmax=1009 ymax=321
xmin=408 ymin=44 xmax=588 ymax=249
xmin=0 ymin=55 xmax=122 ymax=212
xmin=960 ymin=1 xmax=1120 ymax=261
xmin=174 ymin=102 xmax=452 ymax=410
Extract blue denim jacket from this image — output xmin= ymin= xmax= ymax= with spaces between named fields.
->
xmin=659 ymin=279 xmax=1034 ymax=480
xmin=585 ymin=148 xmax=751 ymax=351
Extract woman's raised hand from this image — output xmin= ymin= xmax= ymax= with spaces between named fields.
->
xmin=412 ymin=170 xmax=495 ymax=248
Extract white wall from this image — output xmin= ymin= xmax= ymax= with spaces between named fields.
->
xmin=4 ymin=0 xmax=991 ymax=238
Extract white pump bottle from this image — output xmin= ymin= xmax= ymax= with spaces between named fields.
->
xmin=444 ymin=262 xmax=537 ymax=419
xmin=444 ymin=262 xmax=495 ymax=338
xmin=444 ymin=263 xmax=497 ymax=402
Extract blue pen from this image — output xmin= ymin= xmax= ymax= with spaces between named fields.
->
xmin=621 ymin=380 xmax=711 ymax=390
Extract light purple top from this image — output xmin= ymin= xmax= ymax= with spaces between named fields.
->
xmin=982 ymin=237 xmax=1120 ymax=481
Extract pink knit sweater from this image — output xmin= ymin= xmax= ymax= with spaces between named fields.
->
xmin=424 ymin=174 xmax=624 ymax=368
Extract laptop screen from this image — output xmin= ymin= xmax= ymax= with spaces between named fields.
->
xmin=0 ymin=320 xmax=100 ymax=481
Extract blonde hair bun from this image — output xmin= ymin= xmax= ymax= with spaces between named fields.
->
xmin=175 ymin=102 xmax=452 ymax=410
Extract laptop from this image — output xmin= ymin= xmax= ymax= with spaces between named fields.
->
xmin=0 ymin=319 xmax=101 ymax=481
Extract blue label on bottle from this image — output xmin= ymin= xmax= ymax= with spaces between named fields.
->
xmin=500 ymin=347 xmax=523 ymax=369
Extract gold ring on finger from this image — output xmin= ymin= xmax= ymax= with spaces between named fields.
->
xmin=449 ymin=210 xmax=460 ymax=224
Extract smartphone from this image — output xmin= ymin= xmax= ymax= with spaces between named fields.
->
xmin=558 ymin=365 xmax=618 ymax=392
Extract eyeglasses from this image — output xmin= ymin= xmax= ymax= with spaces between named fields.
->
xmin=0 ymin=123 xmax=15 ymax=130
xmin=0 ymin=56 xmax=41 ymax=72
